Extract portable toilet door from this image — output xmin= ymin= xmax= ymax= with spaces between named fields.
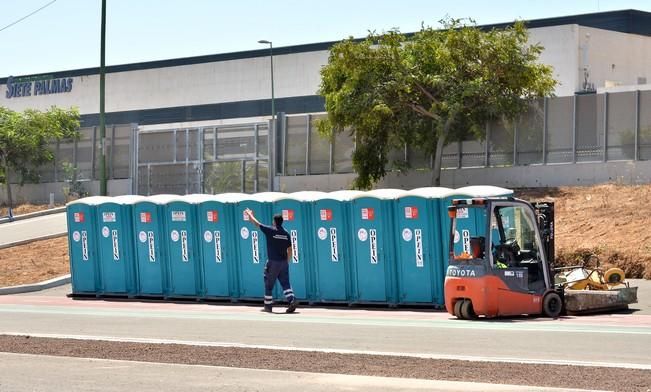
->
xmin=194 ymin=193 xmax=242 ymax=299
xmin=66 ymin=197 xmax=110 ymax=295
xmin=349 ymin=189 xmax=407 ymax=304
xmin=132 ymin=196 xmax=170 ymax=297
xmin=234 ymin=194 xmax=269 ymax=299
xmin=95 ymin=196 xmax=143 ymax=296
xmin=275 ymin=192 xmax=325 ymax=301
xmin=311 ymin=190 xmax=364 ymax=302
xmin=395 ymin=188 xmax=452 ymax=306
xmin=163 ymin=195 xmax=202 ymax=297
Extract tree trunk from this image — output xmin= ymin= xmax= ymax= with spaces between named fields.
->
xmin=431 ymin=124 xmax=450 ymax=187
xmin=2 ymin=156 xmax=13 ymax=217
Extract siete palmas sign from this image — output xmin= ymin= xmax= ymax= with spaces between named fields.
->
xmin=5 ymin=75 xmax=74 ymax=99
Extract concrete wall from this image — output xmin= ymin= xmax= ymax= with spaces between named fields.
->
xmin=278 ymin=160 xmax=651 ymax=191
xmin=0 ymin=179 xmax=131 ymax=205
xmin=528 ymin=25 xmax=579 ymax=97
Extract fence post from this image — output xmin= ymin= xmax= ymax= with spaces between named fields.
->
xmin=635 ymin=90 xmax=640 ymax=161
xmin=513 ymin=121 xmax=518 ymax=166
xmin=572 ymin=95 xmax=577 ymax=164
xmin=542 ymin=98 xmax=548 ymax=165
xmin=484 ymin=122 xmax=490 ymax=167
xmin=305 ymin=115 xmax=311 ymax=175
xmin=603 ymin=93 xmax=609 ymax=162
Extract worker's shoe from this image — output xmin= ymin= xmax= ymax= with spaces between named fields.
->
xmin=285 ymin=300 xmax=298 ymax=314
xmin=262 ymin=305 xmax=273 ymax=313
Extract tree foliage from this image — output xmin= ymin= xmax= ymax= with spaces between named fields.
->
xmin=0 ymin=106 xmax=80 ymax=209
xmin=318 ymin=18 xmax=557 ymax=189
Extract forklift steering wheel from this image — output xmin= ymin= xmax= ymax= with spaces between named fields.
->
xmin=495 ymin=239 xmax=519 ymax=267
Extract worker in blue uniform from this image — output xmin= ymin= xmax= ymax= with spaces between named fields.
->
xmin=244 ymin=209 xmax=298 ymax=313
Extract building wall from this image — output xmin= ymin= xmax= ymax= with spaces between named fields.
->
xmin=528 ymin=25 xmax=579 ymax=96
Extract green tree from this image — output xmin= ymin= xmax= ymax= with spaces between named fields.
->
xmin=318 ymin=18 xmax=556 ymax=188
xmin=0 ymin=106 xmax=80 ymax=213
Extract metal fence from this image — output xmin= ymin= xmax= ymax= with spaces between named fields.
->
xmin=281 ymin=91 xmax=651 ymax=174
xmin=135 ymin=123 xmax=270 ymax=195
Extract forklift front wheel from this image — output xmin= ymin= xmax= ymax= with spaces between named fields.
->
xmin=460 ymin=299 xmax=477 ymax=320
xmin=542 ymin=292 xmax=563 ymax=318
xmin=453 ymin=299 xmax=464 ymax=319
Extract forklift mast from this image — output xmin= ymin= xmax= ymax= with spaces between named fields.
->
xmin=532 ymin=202 xmax=555 ymax=267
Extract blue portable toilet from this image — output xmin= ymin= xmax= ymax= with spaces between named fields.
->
xmin=395 ymin=187 xmax=452 ymax=306
xmin=310 ymin=190 xmax=363 ymax=303
xmin=441 ymin=186 xmax=514 ymax=267
xmin=349 ymin=189 xmax=408 ymax=304
xmin=233 ymin=193 xmax=271 ymax=299
xmin=192 ymin=193 xmax=243 ymax=299
xmin=66 ymin=196 xmax=111 ymax=295
xmin=94 ymin=195 xmax=145 ymax=296
xmin=162 ymin=195 xmax=203 ymax=298
xmin=131 ymin=195 xmax=173 ymax=297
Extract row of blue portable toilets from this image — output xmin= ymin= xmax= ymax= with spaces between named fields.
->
xmin=66 ymin=186 xmax=512 ymax=307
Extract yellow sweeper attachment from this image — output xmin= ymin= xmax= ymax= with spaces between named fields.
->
xmin=555 ymin=266 xmax=638 ymax=314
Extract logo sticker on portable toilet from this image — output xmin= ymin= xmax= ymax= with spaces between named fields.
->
xmin=358 ymin=228 xmax=368 ymax=242
xmin=402 ymin=228 xmax=413 ymax=242
xmin=415 ymin=229 xmax=424 ymax=268
xmin=317 ymin=227 xmax=327 ymax=240
xmin=243 ymin=211 xmax=250 ymax=221
xmin=456 ymin=208 xmax=469 ymax=219
xmin=320 ymin=209 xmax=333 ymax=221
xmin=180 ymin=230 xmax=189 ymax=262
xmin=361 ymin=208 xmax=375 ymax=220
xmin=171 ymin=230 xmax=180 ymax=242
xmin=102 ymin=212 xmax=117 ymax=222
xmin=171 ymin=211 xmax=186 ymax=222
xmin=204 ymin=230 xmax=213 ymax=242
xmin=369 ymin=229 xmax=378 ymax=264
xmin=282 ymin=209 xmax=295 ymax=221
xmin=72 ymin=231 xmax=81 ymax=242
xmin=290 ymin=230 xmax=299 ymax=263
xmin=140 ymin=212 xmax=151 ymax=223
xmin=112 ymin=230 xmax=120 ymax=261
xmin=330 ymin=228 xmax=339 ymax=262
xmin=214 ymin=231 xmax=222 ymax=263
xmin=147 ymin=231 xmax=156 ymax=262
xmin=139 ymin=231 xmax=147 ymax=243
xmin=240 ymin=227 xmax=249 ymax=240
xmin=74 ymin=212 xmax=84 ymax=223
xmin=207 ymin=211 xmax=218 ymax=222
xmin=405 ymin=207 xmax=419 ymax=219
xmin=251 ymin=231 xmax=259 ymax=263
xmin=102 ymin=226 xmax=110 ymax=238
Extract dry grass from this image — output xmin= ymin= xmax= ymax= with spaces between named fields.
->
xmin=0 ymin=236 xmax=69 ymax=286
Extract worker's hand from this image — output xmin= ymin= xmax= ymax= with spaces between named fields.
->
xmin=244 ymin=208 xmax=254 ymax=219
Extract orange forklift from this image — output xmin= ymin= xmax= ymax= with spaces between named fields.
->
xmin=444 ymin=197 xmax=637 ymax=319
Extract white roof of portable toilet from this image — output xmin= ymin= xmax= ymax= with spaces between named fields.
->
xmin=181 ymin=194 xmax=216 ymax=204
xmin=252 ymin=192 xmax=294 ymax=203
xmin=289 ymin=191 xmax=328 ymax=202
xmin=144 ymin=194 xmax=187 ymax=205
xmin=453 ymin=186 xmax=513 ymax=198
xmin=112 ymin=195 xmax=147 ymax=205
xmin=327 ymin=190 xmax=366 ymax=201
xmin=356 ymin=188 xmax=410 ymax=200
xmin=407 ymin=187 xmax=454 ymax=198
xmin=66 ymin=196 xmax=113 ymax=206
xmin=213 ymin=192 xmax=253 ymax=203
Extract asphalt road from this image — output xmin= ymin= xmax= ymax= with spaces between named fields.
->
xmin=0 ymin=212 xmax=66 ymax=247
xmin=1 ymin=284 xmax=650 ymax=368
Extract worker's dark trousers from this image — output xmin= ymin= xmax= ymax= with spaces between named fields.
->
xmin=263 ymin=259 xmax=295 ymax=306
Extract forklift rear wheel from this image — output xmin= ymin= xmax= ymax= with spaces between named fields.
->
xmin=453 ymin=299 xmax=464 ymax=319
xmin=460 ymin=299 xmax=477 ymax=320
xmin=542 ymin=292 xmax=562 ymax=318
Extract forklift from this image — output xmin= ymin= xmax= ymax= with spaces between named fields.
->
xmin=444 ymin=197 xmax=637 ymax=319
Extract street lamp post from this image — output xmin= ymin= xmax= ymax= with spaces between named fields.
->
xmin=258 ymin=39 xmax=276 ymax=181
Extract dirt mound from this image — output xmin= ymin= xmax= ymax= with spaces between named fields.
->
xmin=0 ymin=236 xmax=69 ymax=287
xmin=0 ymin=203 xmax=62 ymax=217
xmin=516 ymin=184 xmax=651 ymax=279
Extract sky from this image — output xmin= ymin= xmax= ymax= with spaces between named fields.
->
xmin=1 ymin=0 xmax=651 ymax=77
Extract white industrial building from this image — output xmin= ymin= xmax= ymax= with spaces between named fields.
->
xmin=2 ymin=9 xmax=651 ymax=203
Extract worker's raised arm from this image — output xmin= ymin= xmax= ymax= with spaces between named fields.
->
xmin=287 ymin=245 xmax=292 ymax=263
xmin=244 ymin=209 xmax=262 ymax=228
